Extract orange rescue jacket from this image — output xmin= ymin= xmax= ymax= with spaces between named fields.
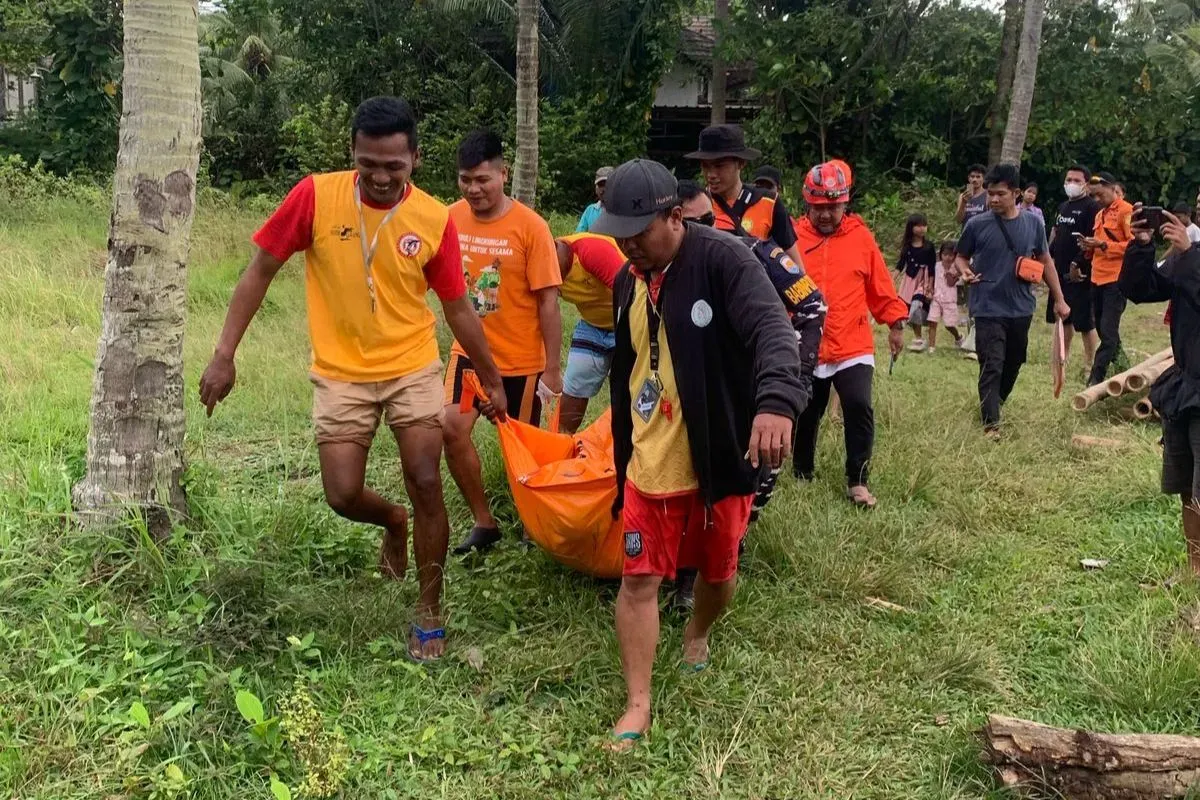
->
xmin=1090 ymin=198 xmax=1133 ymax=286
xmin=794 ymin=214 xmax=908 ymax=364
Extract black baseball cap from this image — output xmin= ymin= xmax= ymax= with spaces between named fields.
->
xmin=1089 ymin=171 xmax=1117 ymax=187
xmin=753 ymin=165 xmax=783 ymax=191
xmin=590 ymin=159 xmax=679 ymax=238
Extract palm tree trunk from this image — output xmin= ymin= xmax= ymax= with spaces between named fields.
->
xmin=999 ymin=0 xmax=1046 ymax=167
xmin=987 ymin=0 xmax=1023 ymax=165
xmin=512 ymin=0 xmax=538 ymax=206
xmin=73 ymin=0 xmax=202 ymax=537
xmin=710 ymin=0 xmax=729 ymax=124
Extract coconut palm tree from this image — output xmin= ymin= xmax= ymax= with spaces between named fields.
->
xmin=74 ymin=0 xmax=202 ymax=536
xmin=999 ymin=0 xmax=1045 ymax=166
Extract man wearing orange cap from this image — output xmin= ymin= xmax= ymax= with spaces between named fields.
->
xmin=792 ymin=160 xmax=907 ymax=508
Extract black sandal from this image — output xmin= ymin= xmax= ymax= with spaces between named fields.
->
xmin=452 ymin=526 xmax=502 ymax=555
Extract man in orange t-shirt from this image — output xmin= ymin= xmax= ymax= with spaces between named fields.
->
xmin=1081 ymin=171 xmax=1134 ymax=386
xmin=444 ymin=130 xmax=563 ymax=554
xmin=198 ymin=97 xmax=506 ymax=662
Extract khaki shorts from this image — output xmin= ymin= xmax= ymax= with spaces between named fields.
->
xmin=311 ymin=361 xmax=444 ymax=448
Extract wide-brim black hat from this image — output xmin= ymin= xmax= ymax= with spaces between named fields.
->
xmin=684 ymin=124 xmax=762 ymax=161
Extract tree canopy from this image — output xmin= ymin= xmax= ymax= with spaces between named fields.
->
xmin=1 ymin=0 xmax=1198 ymax=210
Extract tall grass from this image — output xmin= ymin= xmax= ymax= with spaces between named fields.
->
xmin=0 ymin=181 xmax=1190 ymax=799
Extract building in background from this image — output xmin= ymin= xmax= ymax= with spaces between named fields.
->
xmin=649 ymin=16 xmax=757 ymax=173
xmin=1 ymin=67 xmax=39 ymax=121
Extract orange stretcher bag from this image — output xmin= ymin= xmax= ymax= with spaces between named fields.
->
xmin=459 ymin=372 xmax=624 ymax=578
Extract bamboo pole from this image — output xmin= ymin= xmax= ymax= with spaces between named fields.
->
xmin=1126 ymin=356 xmax=1174 ymax=393
xmin=1104 ymin=348 xmax=1173 ymax=397
xmin=1134 ymin=396 xmax=1155 ymax=420
xmin=1073 ymin=381 xmax=1112 ymax=412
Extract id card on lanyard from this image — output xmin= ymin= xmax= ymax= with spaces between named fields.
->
xmin=354 ymin=180 xmax=403 ymax=314
xmin=634 ymin=267 xmax=673 ymax=423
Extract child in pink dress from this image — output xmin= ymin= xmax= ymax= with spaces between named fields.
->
xmin=927 ymin=239 xmax=963 ymax=352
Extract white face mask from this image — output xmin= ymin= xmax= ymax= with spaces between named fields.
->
xmin=1064 ymin=182 xmax=1085 ymax=199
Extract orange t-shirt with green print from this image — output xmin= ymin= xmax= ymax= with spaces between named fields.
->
xmin=448 ymin=199 xmax=562 ymax=376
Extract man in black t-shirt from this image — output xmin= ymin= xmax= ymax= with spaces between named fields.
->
xmin=1045 ymin=164 xmax=1101 ymax=368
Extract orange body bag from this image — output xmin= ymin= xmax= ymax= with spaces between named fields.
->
xmin=459 ymin=372 xmax=624 ymax=578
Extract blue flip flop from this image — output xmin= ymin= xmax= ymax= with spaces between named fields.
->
xmin=605 ymin=730 xmax=645 ymax=751
xmin=408 ymin=624 xmax=445 ymax=663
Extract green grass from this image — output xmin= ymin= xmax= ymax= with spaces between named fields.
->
xmin=0 ymin=188 xmax=1193 ymax=800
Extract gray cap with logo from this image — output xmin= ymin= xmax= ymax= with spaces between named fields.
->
xmin=590 ymin=159 xmax=679 ymax=239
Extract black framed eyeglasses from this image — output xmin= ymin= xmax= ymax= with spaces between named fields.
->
xmin=684 ymin=212 xmax=716 ymax=227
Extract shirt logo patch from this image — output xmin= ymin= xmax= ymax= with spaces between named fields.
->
xmin=785 ymin=276 xmax=819 ymax=305
xmin=397 ymin=233 xmax=422 ymax=257
xmin=333 ymin=225 xmax=356 ymax=240
xmin=624 ymin=531 xmax=643 ymax=558
xmin=741 ymin=218 xmax=754 ymax=233
xmin=691 ymin=299 xmax=713 ymax=328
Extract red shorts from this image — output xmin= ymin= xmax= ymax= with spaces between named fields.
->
xmin=622 ymin=483 xmax=753 ymax=583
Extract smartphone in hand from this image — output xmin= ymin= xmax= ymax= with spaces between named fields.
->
xmin=1134 ymin=205 xmax=1165 ymax=233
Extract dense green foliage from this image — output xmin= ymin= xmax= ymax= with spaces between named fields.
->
xmin=730 ymin=0 xmax=1200 ymax=210
xmin=1 ymin=0 xmax=1199 ymax=209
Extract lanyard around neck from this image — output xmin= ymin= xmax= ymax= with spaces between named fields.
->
xmin=642 ymin=263 xmax=671 ymax=376
xmin=354 ymin=181 xmax=403 ymax=314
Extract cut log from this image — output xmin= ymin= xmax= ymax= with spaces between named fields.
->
xmin=1105 ymin=349 xmax=1173 ymax=397
xmin=1134 ymin=396 xmax=1154 ymax=420
xmin=1071 ymin=435 xmax=1126 ymax=449
xmin=982 ymin=714 xmax=1200 ymax=798
xmin=1126 ymin=356 xmax=1174 ymax=393
xmin=1073 ymin=381 xmax=1112 ymax=412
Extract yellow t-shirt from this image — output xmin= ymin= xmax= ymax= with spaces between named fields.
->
xmin=252 ymin=172 xmax=463 ymax=383
xmin=449 ymin=199 xmax=562 ymax=375
xmin=557 ymin=232 xmax=625 ymax=331
xmin=627 ymin=272 xmax=698 ymax=496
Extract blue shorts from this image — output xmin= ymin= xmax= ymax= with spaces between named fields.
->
xmin=563 ymin=319 xmax=615 ymax=399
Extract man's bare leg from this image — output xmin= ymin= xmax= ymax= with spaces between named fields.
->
xmin=395 ymin=424 xmax=451 ymax=659
xmin=927 ymin=323 xmax=938 ymax=349
xmin=558 ymin=393 xmax=590 ymax=435
xmin=318 ymin=442 xmax=409 ymax=578
xmin=611 ymin=574 xmax=661 ymax=746
xmin=1081 ymin=329 xmax=1099 ymax=369
xmin=682 ymin=574 xmax=736 ymax=666
xmin=1184 ymin=494 xmax=1200 ymax=577
xmin=442 ymin=405 xmax=498 ymax=530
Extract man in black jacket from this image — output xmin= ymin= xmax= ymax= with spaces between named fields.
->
xmin=1119 ymin=205 xmax=1200 ymax=574
xmin=592 ymin=159 xmax=804 ymax=747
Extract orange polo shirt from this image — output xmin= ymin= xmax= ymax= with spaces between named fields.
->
xmin=252 ymin=172 xmax=464 ymax=382
xmin=448 ymin=200 xmax=561 ymax=376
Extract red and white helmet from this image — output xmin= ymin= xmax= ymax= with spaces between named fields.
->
xmin=803 ymin=159 xmax=853 ymax=205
